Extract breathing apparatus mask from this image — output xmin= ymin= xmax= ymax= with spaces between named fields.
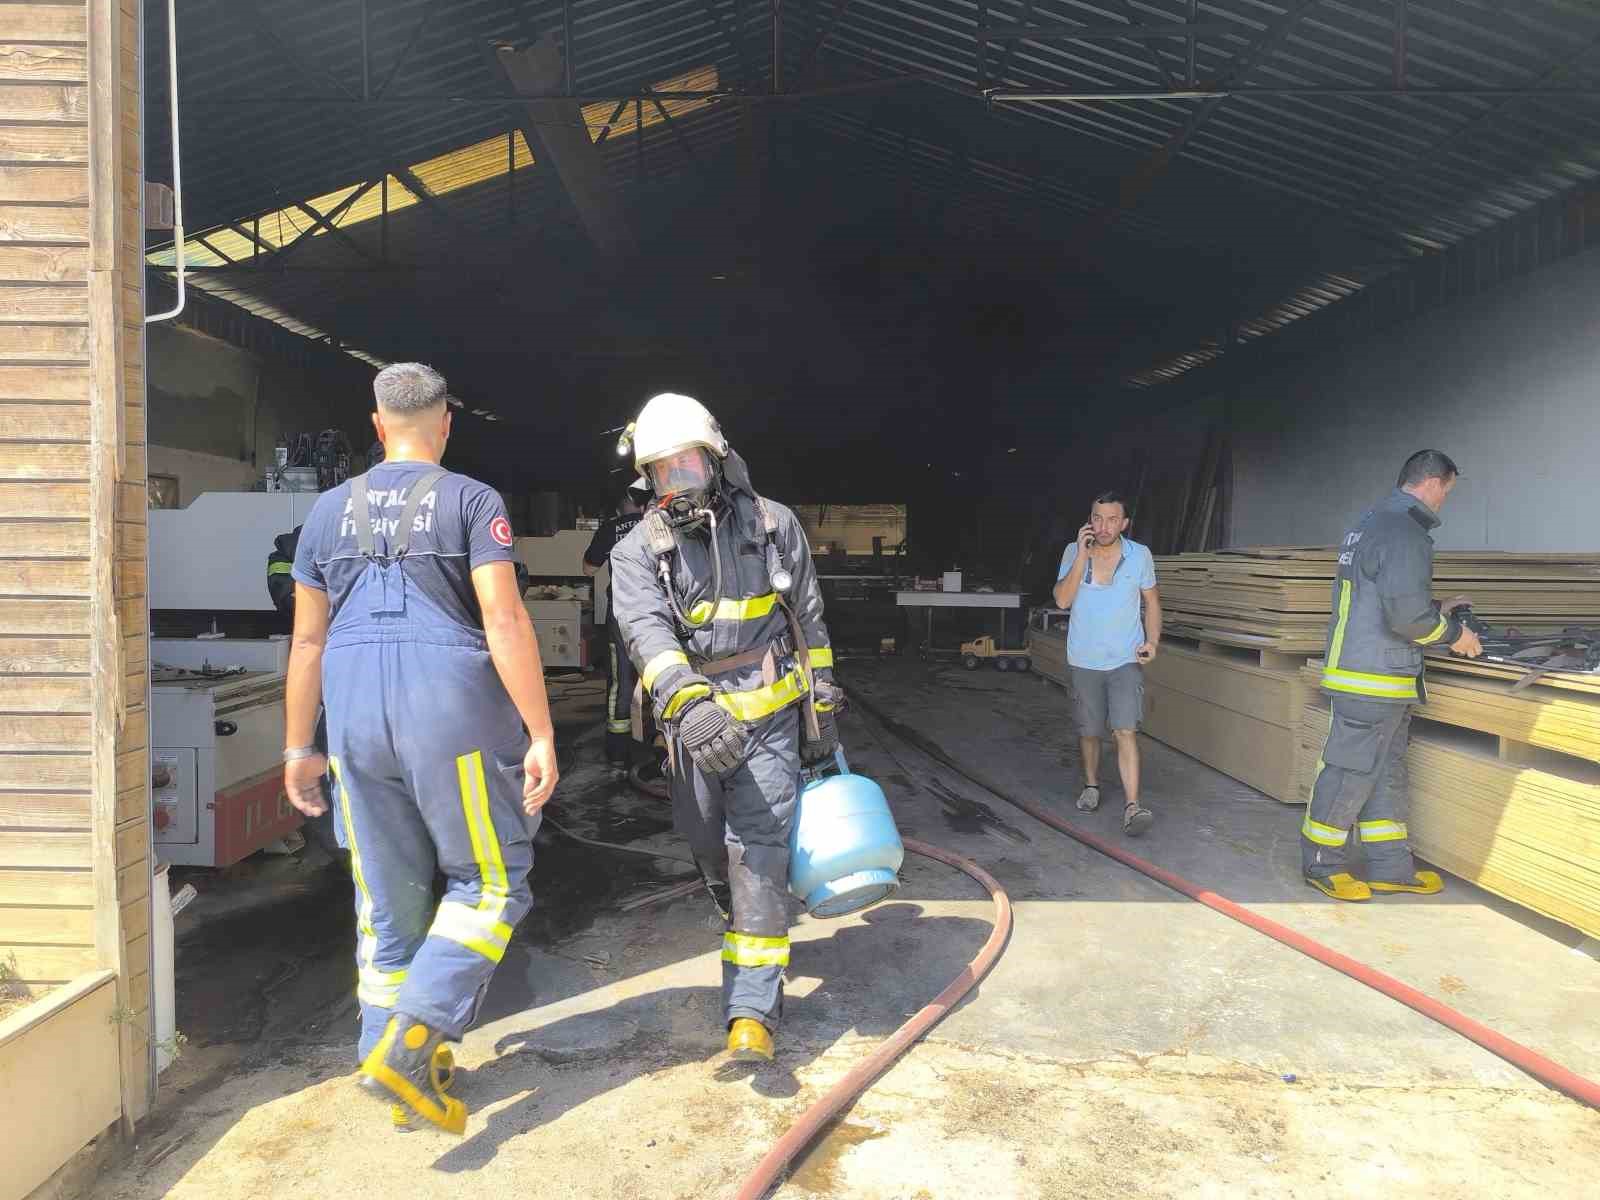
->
xmin=646 ymin=447 xmax=722 ymax=530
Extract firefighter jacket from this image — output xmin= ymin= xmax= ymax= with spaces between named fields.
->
xmin=1321 ymin=488 xmax=1462 ymax=704
xmin=609 ymin=450 xmax=834 ymax=727
xmin=268 ymin=527 xmax=301 ymax=618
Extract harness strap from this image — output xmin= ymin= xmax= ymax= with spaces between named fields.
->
xmin=348 ymin=466 xmax=449 ymax=562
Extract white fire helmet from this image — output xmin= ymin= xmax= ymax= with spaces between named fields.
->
xmin=620 ymin=393 xmax=730 ymax=498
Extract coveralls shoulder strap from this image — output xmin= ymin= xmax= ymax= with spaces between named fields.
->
xmin=348 ymin=466 xmax=450 ymax=561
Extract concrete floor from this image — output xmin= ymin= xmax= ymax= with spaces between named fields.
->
xmin=91 ymin=659 xmax=1599 ymax=1200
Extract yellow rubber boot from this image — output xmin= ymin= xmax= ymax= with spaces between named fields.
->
xmin=1306 ymin=873 xmax=1372 ymax=902
xmin=361 ymin=1016 xmax=468 ymax=1135
xmin=727 ymin=1018 xmax=774 ymax=1062
xmin=391 ymin=1045 xmax=455 ymax=1133
xmin=1368 ymin=870 xmax=1444 ymax=896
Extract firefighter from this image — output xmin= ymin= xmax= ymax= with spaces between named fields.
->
xmin=1303 ymin=450 xmax=1483 ymax=902
xmin=609 ymin=393 xmax=839 ymax=1062
xmin=584 ymin=478 xmax=651 ymax=766
xmin=282 ymin=363 xmax=558 ymax=1133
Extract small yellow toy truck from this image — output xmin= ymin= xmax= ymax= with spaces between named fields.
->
xmin=960 ymin=636 xmax=1032 ymax=673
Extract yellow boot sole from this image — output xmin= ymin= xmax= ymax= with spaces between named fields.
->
xmin=1368 ymin=870 xmax=1444 ymax=895
xmin=1305 ymin=873 xmax=1372 ymax=902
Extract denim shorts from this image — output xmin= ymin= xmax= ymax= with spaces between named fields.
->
xmin=1070 ymin=663 xmax=1145 ymax=737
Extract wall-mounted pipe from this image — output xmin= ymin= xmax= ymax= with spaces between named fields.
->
xmin=146 ymin=0 xmax=185 ymax=324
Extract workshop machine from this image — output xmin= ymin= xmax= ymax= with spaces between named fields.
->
xmin=147 ymin=491 xmax=321 ymax=867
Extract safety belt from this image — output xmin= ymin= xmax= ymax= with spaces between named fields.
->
xmin=348 ymin=466 xmax=448 ymax=562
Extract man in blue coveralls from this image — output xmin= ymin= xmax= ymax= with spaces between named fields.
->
xmin=282 ymin=362 xmax=558 ymax=1134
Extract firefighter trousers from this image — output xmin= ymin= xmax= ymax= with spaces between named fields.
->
xmin=324 ymin=638 xmax=536 ymax=1060
xmin=670 ymin=704 xmax=801 ymax=1030
xmin=605 ymin=616 xmax=639 ymax=763
xmin=1301 ymin=696 xmax=1416 ymax=884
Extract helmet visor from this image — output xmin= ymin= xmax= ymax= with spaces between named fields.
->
xmin=646 ymin=447 xmax=714 ymax=498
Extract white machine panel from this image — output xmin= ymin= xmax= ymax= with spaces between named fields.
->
xmin=534 ymin=618 xmax=582 ymax=668
xmin=149 ymin=491 xmax=323 ymax=611
xmin=151 ymin=748 xmax=198 ymax=845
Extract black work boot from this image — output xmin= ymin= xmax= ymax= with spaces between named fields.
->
xmin=359 ymin=1014 xmax=467 ymax=1134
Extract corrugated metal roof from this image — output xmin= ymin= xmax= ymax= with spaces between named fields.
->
xmin=145 ymin=0 xmax=1600 ymax=393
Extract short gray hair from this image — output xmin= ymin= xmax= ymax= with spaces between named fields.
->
xmin=373 ymin=362 xmax=448 ymax=413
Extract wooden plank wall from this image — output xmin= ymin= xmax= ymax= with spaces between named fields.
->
xmin=0 ymin=0 xmax=151 ymax=1124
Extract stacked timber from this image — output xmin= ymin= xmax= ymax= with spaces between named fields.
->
xmin=1157 ymin=548 xmax=1600 ymax=653
xmin=1026 ymin=620 xmax=1070 ymax=690
xmin=1294 ymin=658 xmax=1600 ymax=939
xmin=1142 ymin=640 xmax=1309 ymax=802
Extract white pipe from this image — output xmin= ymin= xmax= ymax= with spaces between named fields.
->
xmin=146 ymin=0 xmax=184 ymax=324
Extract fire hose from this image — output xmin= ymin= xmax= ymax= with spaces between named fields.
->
xmin=848 ymin=692 xmax=1600 ymax=1113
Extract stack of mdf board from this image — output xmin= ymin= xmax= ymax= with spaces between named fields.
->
xmin=1157 ymin=548 xmax=1600 ymax=653
xmin=1026 ymin=622 xmax=1069 ymax=690
xmin=1293 ymin=659 xmax=1600 ymax=938
xmin=1142 ymin=639 xmax=1310 ymax=802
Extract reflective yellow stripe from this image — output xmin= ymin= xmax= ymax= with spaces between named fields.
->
xmin=1310 ymin=707 xmax=1333 ymax=792
xmin=606 ymin=718 xmax=631 ymax=734
xmin=721 ymin=932 xmax=790 ymax=968
xmin=1359 ymin=820 xmax=1408 ymax=843
xmin=430 ymin=901 xmax=512 ymax=963
xmin=661 ymin=682 xmax=711 ymax=719
xmin=808 ymin=647 xmax=834 ymax=670
xmin=1327 ymin=579 xmax=1353 ymax=670
xmin=267 ymin=561 xmax=293 ymax=575
xmin=331 ymin=758 xmax=384 ymax=998
xmin=1322 ymin=668 xmax=1418 ymax=699
xmin=1415 ymin=614 xmax=1449 ymax=646
xmin=642 ymin=649 xmax=689 ymax=692
xmin=713 ymin=667 xmax=808 ymax=722
xmin=433 ymin=751 xmax=512 ymax=964
xmin=358 ymin=965 xmax=406 ymax=1007
xmin=1302 ymin=815 xmax=1349 ymax=847
xmin=814 ymin=701 xmax=835 ymax=713
xmin=687 ymin=593 xmax=779 ymax=624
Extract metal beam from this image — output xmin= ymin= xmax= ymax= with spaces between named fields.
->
xmin=991 ymin=0 xmax=1033 ymax=85
xmin=375 ymin=0 xmax=439 ymax=99
xmin=493 ymin=37 xmax=637 ymax=257
xmin=648 ymin=92 xmax=712 ymax=185
xmin=979 ymin=20 xmax=1237 ymax=41
xmin=988 ymin=86 xmax=1600 ymax=99
xmin=772 ymin=0 xmax=782 ymax=94
xmin=1393 ymin=0 xmax=1407 ymax=90
xmin=793 ymin=0 xmax=850 ymax=92
xmin=1061 ymin=0 xmax=1322 ymax=252
xmin=267 ymin=179 xmax=378 ymax=266
xmin=700 ymin=0 xmax=755 ymax=92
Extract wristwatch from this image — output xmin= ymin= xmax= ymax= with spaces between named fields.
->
xmin=282 ymin=745 xmax=321 ymax=762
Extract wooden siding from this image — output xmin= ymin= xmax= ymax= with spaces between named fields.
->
xmin=0 ymin=0 xmax=151 ymax=1133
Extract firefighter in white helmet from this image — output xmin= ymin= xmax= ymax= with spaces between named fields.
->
xmin=609 ymin=393 xmax=840 ymax=1062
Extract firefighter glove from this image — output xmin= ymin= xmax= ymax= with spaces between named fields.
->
xmin=677 ymin=696 xmax=749 ymax=776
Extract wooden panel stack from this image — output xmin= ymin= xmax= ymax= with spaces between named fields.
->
xmin=0 ymin=0 xmax=151 ymax=1155
xmin=1025 ymin=620 xmax=1069 ymax=690
xmin=1158 ymin=548 xmax=1600 ymax=653
xmin=1143 ymin=639 xmax=1311 ymax=802
xmin=1294 ymin=659 xmax=1600 ymax=938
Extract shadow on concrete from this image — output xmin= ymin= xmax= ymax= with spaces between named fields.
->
xmin=429 ymin=902 xmax=995 ymax=1173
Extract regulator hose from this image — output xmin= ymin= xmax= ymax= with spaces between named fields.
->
xmin=733 ymin=838 xmax=1012 ymax=1200
xmin=851 ymin=693 xmax=1600 ymax=1111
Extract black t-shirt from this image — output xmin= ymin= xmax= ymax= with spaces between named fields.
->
xmin=585 ymin=511 xmax=643 ymax=614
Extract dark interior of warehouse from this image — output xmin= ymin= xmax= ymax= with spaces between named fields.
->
xmin=140 ymin=0 xmax=1600 ymax=601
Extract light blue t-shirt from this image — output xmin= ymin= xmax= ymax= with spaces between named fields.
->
xmin=1056 ymin=537 xmax=1157 ymax=671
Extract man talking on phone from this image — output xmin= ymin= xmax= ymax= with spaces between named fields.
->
xmin=1052 ymin=491 xmax=1161 ymax=836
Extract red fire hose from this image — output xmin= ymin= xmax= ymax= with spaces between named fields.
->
xmin=733 ymin=838 xmax=1012 ymax=1200
xmin=854 ymin=696 xmax=1600 ymax=1111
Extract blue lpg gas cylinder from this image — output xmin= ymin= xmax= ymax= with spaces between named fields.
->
xmin=788 ymin=750 xmax=904 ymax=918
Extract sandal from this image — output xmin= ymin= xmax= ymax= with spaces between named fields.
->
xmin=1076 ymin=784 xmax=1101 ymax=812
xmin=1123 ymin=803 xmax=1153 ymax=837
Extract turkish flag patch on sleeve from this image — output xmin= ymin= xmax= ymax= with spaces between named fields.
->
xmin=490 ymin=516 xmax=513 ymax=547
